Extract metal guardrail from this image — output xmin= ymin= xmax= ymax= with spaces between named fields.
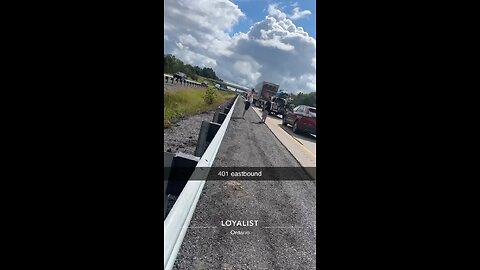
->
xmin=164 ymin=73 xmax=206 ymax=87
xmin=164 ymin=95 xmax=239 ymax=270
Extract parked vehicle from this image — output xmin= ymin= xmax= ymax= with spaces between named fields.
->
xmin=253 ymin=81 xmax=280 ymax=108
xmin=173 ymin=72 xmax=186 ymax=80
xmin=269 ymin=91 xmax=291 ymax=116
xmin=282 ymin=105 xmax=316 ymax=135
xmin=269 ymin=96 xmax=288 ymax=116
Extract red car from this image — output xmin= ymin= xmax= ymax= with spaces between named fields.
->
xmin=282 ymin=105 xmax=316 ymax=135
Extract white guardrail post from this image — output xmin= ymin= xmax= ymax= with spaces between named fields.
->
xmin=164 ymin=95 xmax=239 ymax=270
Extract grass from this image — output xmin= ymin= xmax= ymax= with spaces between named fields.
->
xmin=164 ymin=86 xmax=235 ymax=128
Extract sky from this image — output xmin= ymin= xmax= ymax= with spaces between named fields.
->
xmin=164 ymin=0 xmax=316 ymax=93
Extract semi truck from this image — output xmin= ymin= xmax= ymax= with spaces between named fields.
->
xmin=252 ymin=81 xmax=292 ymax=117
xmin=253 ymin=81 xmax=280 ymax=108
xmin=269 ymin=91 xmax=291 ymax=117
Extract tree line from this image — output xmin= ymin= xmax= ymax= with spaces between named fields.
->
xmin=289 ymin=91 xmax=316 ymax=107
xmin=164 ymin=54 xmax=222 ymax=81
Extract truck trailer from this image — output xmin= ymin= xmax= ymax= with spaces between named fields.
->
xmin=253 ymin=81 xmax=280 ymax=108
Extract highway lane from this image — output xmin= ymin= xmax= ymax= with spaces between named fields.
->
xmin=252 ymin=107 xmax=316 ymax=157
xmin=172 ymin=96 xmax=316 ymax=270
xmin=250 ymin=105 xmax=316 ymax=180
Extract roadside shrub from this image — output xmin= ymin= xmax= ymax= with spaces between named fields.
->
xmin=203 ymin=87 xmax=217 ymax=105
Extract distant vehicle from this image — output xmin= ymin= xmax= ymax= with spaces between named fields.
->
xmin=173 ymin=72 xmax=186 ymax=80
xmin=253 ymin=81 xmax=280 ymax=108
xmin=282 ymin=105 xmax=316 ymax=135
xmin=269 ymin=96 xmax=289 ymax=116
xmin=215 ymin=84 xmax=221 ymax=88
xmin=269 ymin=91 xmax=291 ymax=116
xmin=201 ymin=82 xmax=208 ymax=87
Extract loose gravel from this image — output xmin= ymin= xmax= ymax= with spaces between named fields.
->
xmin=164 ymin=111 xmax=215 ymax=156
xmin=164 ymin=98 xmax=234 ymax=218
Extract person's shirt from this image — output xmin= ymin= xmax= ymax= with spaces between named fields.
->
xmin=247 ymin=92 xmax=254 ymax=103
xmin=264 ymin=101 xmax=271 ymax=112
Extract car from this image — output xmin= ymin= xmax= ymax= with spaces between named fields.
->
xmin=270 ymin=96 xmax=288 ymax=117
xmin=282 ymin=105 xmax=316 ymax=135
xmin=173 ymin=72 xmax=186 ymax=80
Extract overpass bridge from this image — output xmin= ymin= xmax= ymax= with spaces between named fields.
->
xmin=207 ymin=79 xmax=251 ymax=93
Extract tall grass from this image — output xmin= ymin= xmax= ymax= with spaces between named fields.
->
xmin=164 ymin=87 xmax=235 ymax=128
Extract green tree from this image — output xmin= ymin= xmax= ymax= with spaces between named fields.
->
xmin=290 ymin=92 xmax=316 ymax=107
xmin=164 ymin=54 xmax=221 ymax=81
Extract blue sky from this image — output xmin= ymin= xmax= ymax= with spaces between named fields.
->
xmin=164 ymin=0 xmax=316 ymax=93
xmin=232 ymin=0 xmax=316 ymax=38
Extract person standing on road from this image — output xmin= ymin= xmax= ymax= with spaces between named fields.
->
xmin=242 ymin=89 xmax=255 ymax=119
xmin=260 ymin=99 xmax=271 ymax=123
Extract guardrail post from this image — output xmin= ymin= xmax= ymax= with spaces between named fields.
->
xmin=213 ymin=111 xmax=227 ymax=124
xmin=223 ymin=106 xmax=231 ymax=114
xmin=194 ymin=121 xmax=221 ymax=157
xmin=166 ymin=152 xmax=201 ymax=196
xmin=164 ymin=152 xmax=175 ymax=219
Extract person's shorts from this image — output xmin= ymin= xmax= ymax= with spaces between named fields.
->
xmin=262 ymin=110 xmax=268 ymax=117
xmin=244 ymin=101 xmax=251 ymax=110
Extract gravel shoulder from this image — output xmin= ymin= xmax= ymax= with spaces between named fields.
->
xmin=164 ymin=111 xmax=215 ymax=156
xmin=164 ymin=109 xmax=216 ymax=216
xmin=172 ymin=97 xmax=317 ymax=270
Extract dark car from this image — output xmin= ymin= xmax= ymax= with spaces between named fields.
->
xmin=270 ymin=97 xmax=288 ymax=116
xmin=173 ymin=72 xmax=186 ymax=80
xmin=282 ymin=105 xmax=316 ymax=135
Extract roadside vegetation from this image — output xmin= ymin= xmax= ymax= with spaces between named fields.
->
xmin=164 ymin=86 xmax=235 ymax=128
xmin=203 ymin=85 xmax=217 ymax=105
xmin=290 ymin=91 xmax=316 ymax=107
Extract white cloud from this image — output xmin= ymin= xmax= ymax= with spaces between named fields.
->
xmin=267 ymin=3 xmax=287 ymax=21
xmin=289 ymin=7 xmax=312 ymax=20
xmin=164 ymin=0 xmax=316 ymax=93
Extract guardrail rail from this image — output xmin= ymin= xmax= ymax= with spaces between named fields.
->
xmin=164 ymin=95 xmax=239 ymax=270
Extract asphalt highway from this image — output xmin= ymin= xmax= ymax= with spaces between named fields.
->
xmin=251 ymin=106 xmax=316 ymax=176
xmin=172 ymin=96 xmax=316 ymax=270
xmin=252 ymin=107 xmax=316 ymax=157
